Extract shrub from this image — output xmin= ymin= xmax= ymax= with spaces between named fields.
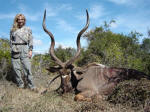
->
xmin=107 ymin=78 xmax=150 ymax=108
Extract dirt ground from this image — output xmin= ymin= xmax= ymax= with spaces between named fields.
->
xmin=0 ymin=73 xmax=146 ymax=112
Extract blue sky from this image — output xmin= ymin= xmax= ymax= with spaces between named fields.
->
xmin=0 ymin=0 xmax=150 ymax=54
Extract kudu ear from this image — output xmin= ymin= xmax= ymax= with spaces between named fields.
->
xmin=73 ymin=70 xmax=84 ymax=80
xmin=46 ymin=66 xmax=62 ymax=73
xmin=73 ymin=67 xmax=87 ymax=74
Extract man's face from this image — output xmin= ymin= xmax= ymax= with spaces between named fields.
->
xmin=17 ymin=16 xmax=25 ymax=28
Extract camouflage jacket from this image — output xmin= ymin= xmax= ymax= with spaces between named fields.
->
xmin=10 ymin=26 xmax=33 ymax=52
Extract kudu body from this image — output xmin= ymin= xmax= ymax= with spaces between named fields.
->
xmin=43 ymin=10 xmax=150 ymax=101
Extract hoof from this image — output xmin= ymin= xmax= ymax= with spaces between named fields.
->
xmin=74 ymin=94 xmax=91 ymax=102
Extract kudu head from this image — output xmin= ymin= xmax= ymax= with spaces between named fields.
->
xmin=42 ymin=9 xmax=89 ymax=93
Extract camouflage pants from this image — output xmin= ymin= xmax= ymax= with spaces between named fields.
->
xmin=11 ymin=57 xmax=35 ymax=88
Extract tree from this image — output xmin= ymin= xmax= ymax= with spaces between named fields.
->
xmin=0 ymin=38 xmax=11 ymax=79
xmin=32 ymin=46 xmax=76 ymax=75
xmin=80 ymin=21 xmax=146 ymax=72
xmin=140 ymin=38 xmax=150 ymax=75
xmin=141 ymin=38 xmax=150 ymax=53
xmin=55 ymin=46 xmax=76 ymax=63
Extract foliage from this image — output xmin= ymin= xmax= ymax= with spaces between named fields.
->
xmin=32 ymin=54 xmax=50 ymax=74
xmin=32 ymin=46 xmax=76 ymax=74
xmin=0 ymin=38 xmax=11 ymax=79
xmin=107 ymin=79 xmax=150 ymax=109
xmin=141 ymin=38 xmax=150 ymax=53
xmin=0 ymin=38 xmax=11 ymax=61
xmin=55 ymin=46 xmax=76 ymax=63
xmin=78 ymin=21 xmax=150 ymax=74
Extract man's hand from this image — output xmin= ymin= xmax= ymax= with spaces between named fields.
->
xmin=29 ymin=50 xmax=32 ymax=58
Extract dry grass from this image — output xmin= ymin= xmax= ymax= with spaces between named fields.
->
xmin=0 ymin=73 xmax=149 ymax=112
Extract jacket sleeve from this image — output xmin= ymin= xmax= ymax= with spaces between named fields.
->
xmin=28 ymin=28 xmax=33 ymax=51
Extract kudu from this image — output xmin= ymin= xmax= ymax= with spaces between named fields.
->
xmin=42 ymin=10 xmax=150 ymax=101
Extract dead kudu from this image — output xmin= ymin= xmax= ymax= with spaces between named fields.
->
xmin=42 ymin=10 xmax=150 ymax=101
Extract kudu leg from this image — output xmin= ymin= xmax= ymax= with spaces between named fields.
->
xmin=74 ymin=90 xmax=96 ymax=101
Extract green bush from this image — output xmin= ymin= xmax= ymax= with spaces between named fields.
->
xmin=0 ymin=38 xmax=11 ymax=80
